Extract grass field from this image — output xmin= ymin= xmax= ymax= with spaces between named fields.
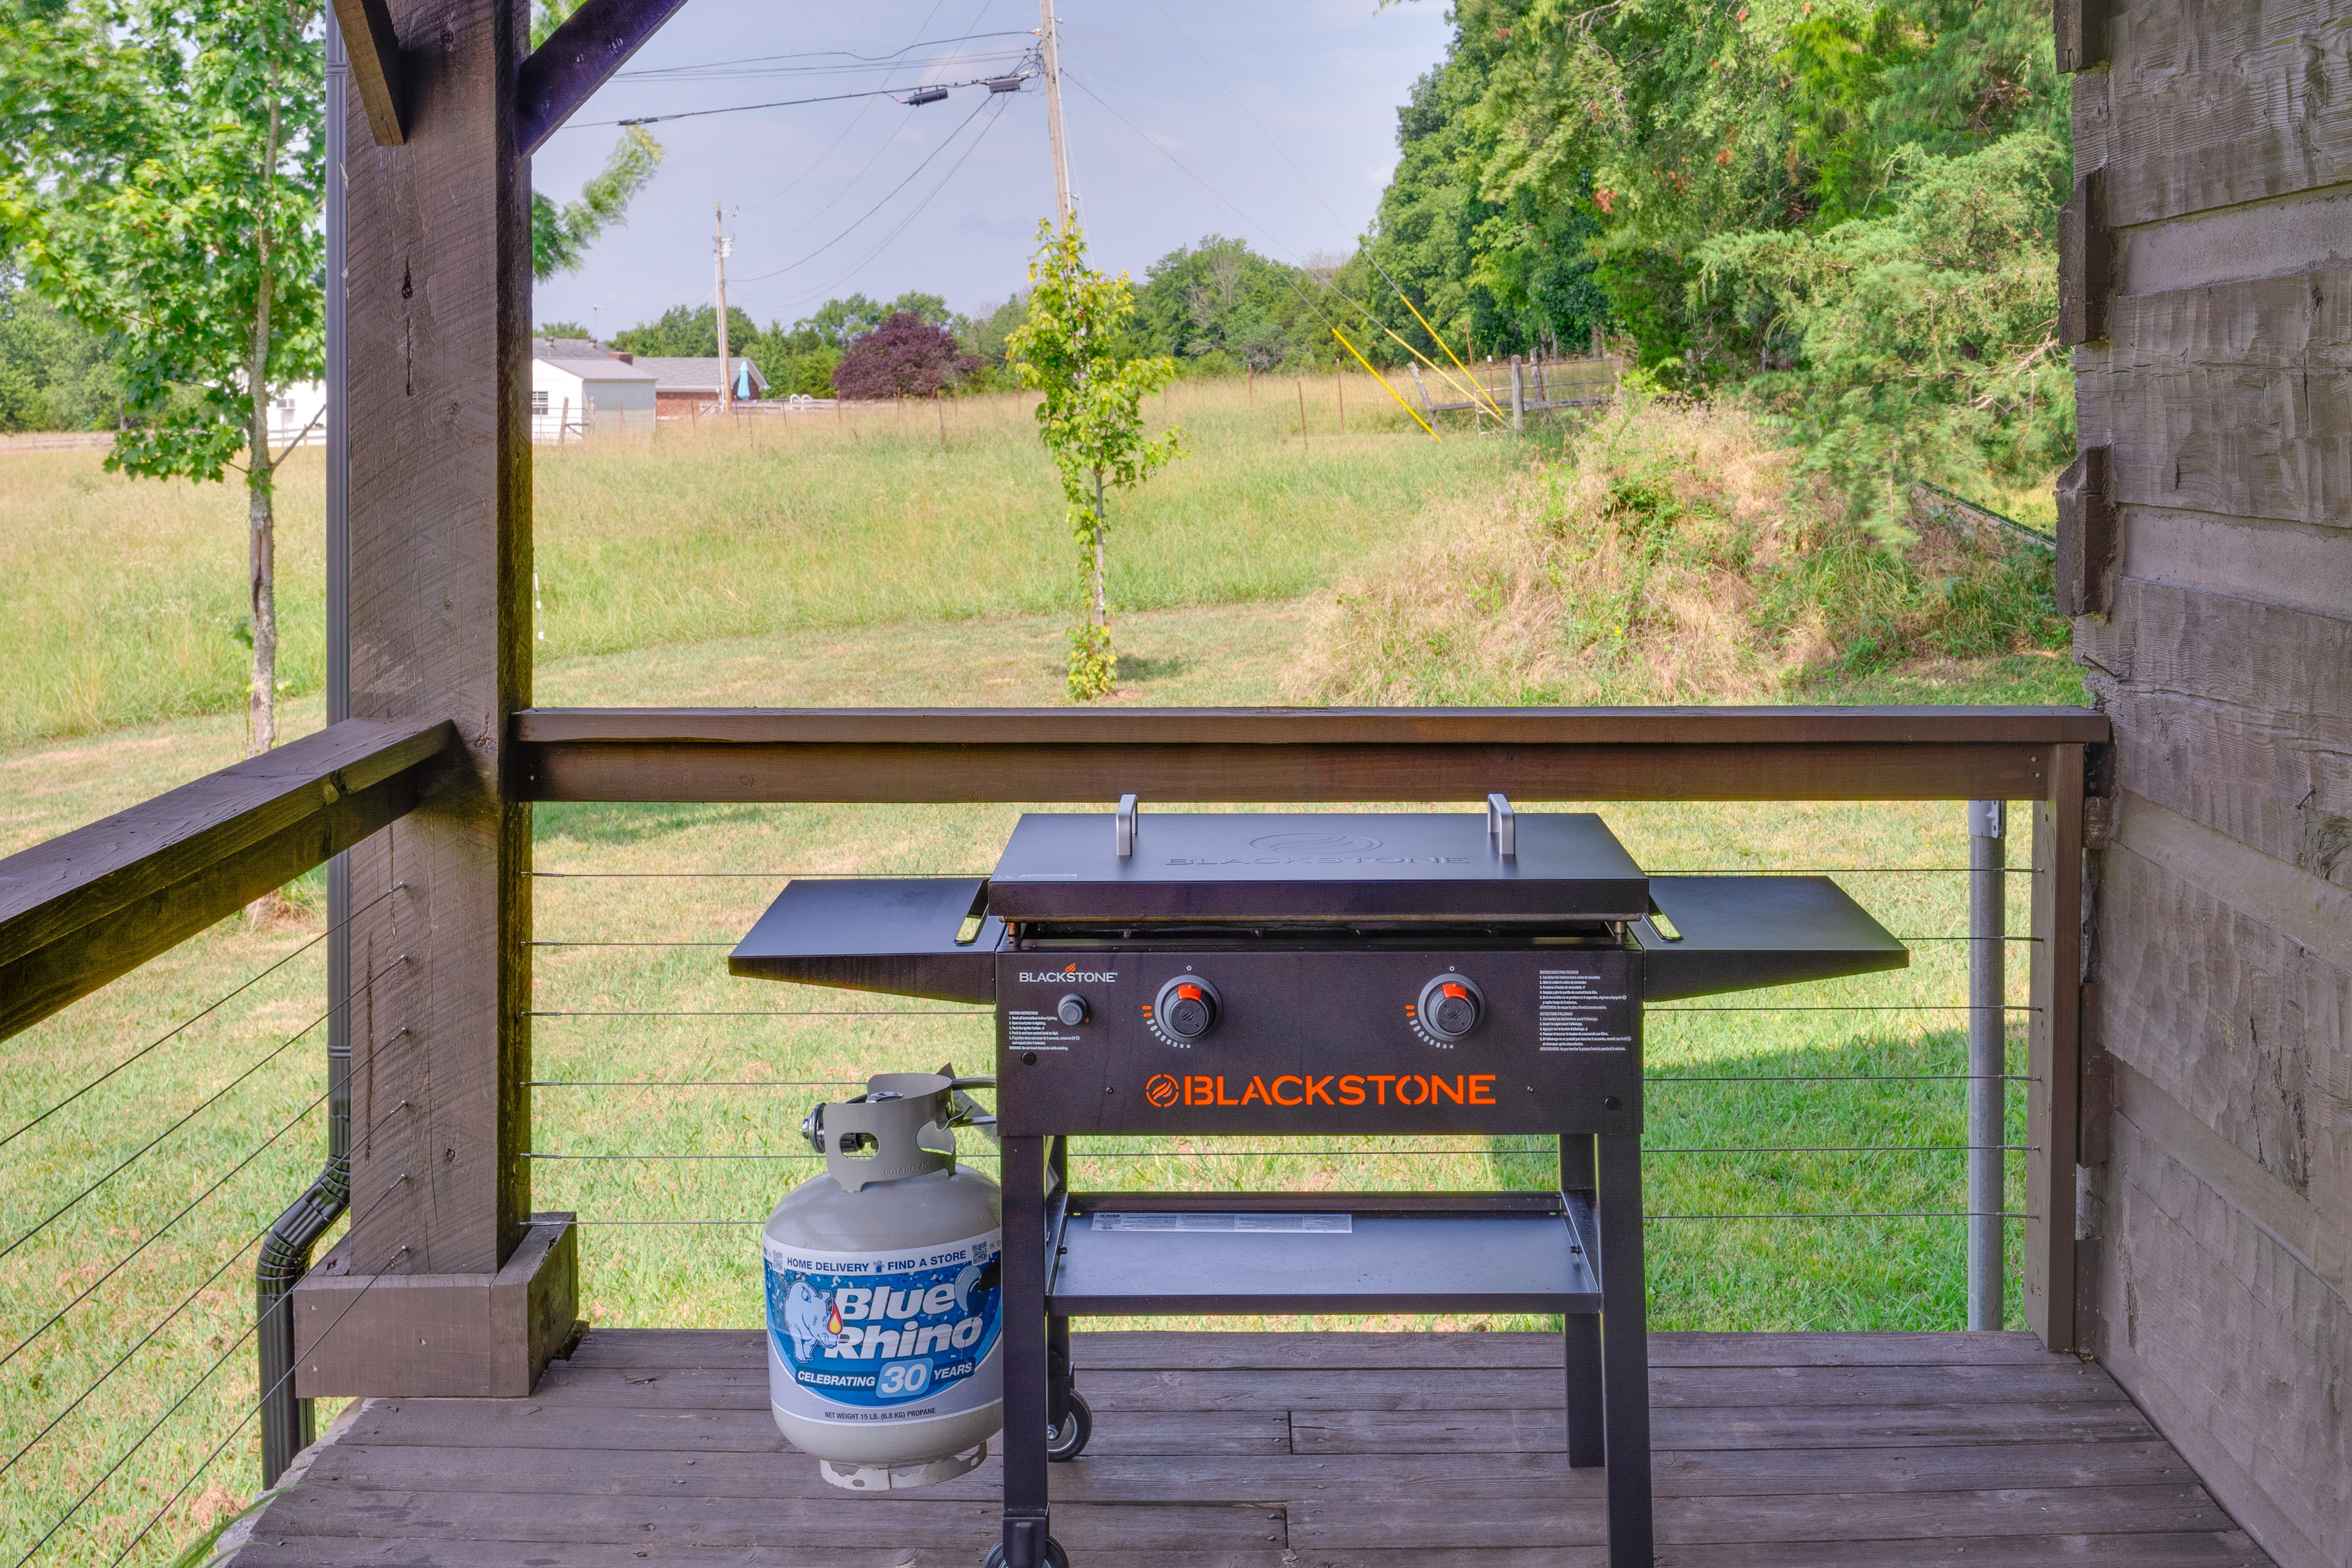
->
xmin=0 ymin=381 xmax=2060 ymax=1565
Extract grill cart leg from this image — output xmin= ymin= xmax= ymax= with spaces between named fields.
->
xmin=1044 ymin=1137 xmax=1091 ymax=1461
xmin=1597 ymin=1133 xmax=1655 ymax=1567
xmin=1561 ymin=1133 xmax=1606 ymax=1469
xmin=997 ymin=1135 xmax=1057 ymax=1567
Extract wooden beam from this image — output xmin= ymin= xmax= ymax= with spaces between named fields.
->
xmin=509 ymin=706 xmax=2109 ymax=804
xmin=0 ymin=718 xmax=452 ymax=1043
xmin=514 ymin=0 xmax=692 ymax=156
xmin=328 ymin=0 xmax=405 ymax=145
xmin=341 ymin=0 xmax=537 ymax=1291
xmin=2059 ymin=170 xmax=2113 ymax=347
xmin=2056 ymin=445 xmax=2115 ymax=617
xmin=2024 ymin=743 xmax=2087 ymax=1354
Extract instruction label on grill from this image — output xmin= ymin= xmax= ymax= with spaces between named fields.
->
xmin=1539 ymin=969 xmax=1632 ymax=1051
xmin=1005 ymin=1010 xmax=1077 ymax=1051
xmin=763 ymin=1231 xmax=1002 ymax=1424
xmin=1091 ymin=1212 xmax=1351 ymax=1232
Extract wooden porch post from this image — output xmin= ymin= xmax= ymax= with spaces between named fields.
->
xmin=293 ymin=0 xmax=576 ymax=1398
xmin=2022 ymin=743 xmax=2085 ymax=1352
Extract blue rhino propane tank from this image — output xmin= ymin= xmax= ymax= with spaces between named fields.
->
xmin=763 ymin=1072 xmax=1003 ymax=1491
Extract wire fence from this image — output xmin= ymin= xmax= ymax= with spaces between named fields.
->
xmin=0 ymin=801 xmax=2037 ymax=1561
xmin=0 ymin=891 xmax=399 ymax=1568
xmin=527 ymin=809 xmax=2034 ymax=1334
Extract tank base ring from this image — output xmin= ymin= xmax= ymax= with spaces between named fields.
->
xmin=819 ymin=1440 xmax=988 ymax=1492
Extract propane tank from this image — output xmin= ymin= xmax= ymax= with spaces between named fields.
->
xmin=762 ymin=1071 xmax=1003 ymax=1492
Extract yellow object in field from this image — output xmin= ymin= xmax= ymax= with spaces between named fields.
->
xmin=1331 ymin=328 xmax=1438 ymax=441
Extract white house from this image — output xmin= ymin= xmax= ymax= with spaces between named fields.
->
xmin=531 ymin=342 xmax=658 ymax=440
xmin=263 ymin=381 xmax=328 ymax=449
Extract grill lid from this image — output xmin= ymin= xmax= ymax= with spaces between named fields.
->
xmin=986 ymin=810 xmax=1648 ymax=924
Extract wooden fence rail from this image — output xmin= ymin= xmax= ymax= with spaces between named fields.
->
xmin=510 ymin=706 xmax=2105 ymax=804
xmin=0 ymin=717 xmax=454 ymax=1041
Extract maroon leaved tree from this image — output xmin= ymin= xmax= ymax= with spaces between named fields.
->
xmin=831 ymin=312 xmax=982 ymax=399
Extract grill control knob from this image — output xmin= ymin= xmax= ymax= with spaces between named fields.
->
xmin=1418 ymin=974 xmax=1485 ymax=1040
xmin=1056 ymin=993 xmax=1090 ymax=1027
xmin=1154 ymin=976 xmax=1222 ymax=1041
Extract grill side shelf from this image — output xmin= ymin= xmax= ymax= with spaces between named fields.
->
xmin=1635 ymin=875 xmax=1907 ymax=1001
xmin=729 ymin=877 xmax=1002 ymax=1004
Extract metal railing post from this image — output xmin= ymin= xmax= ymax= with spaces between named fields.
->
xmin=1510 ymin=356 xmax=1525 ymax=432
xmin=1967 ymin=800 xmax=2006 ymax=1330
xmin=260 ymin=7 xmax=353 ymax=1486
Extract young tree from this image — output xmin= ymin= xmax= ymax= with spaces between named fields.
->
xmin=532 ymin=124 xmax=664 ymax=282
xmin=831 ymin=312 xmax=979 ymax=401
xmin=528 ymin=4 xmax=663 ymax=282
xmin=1 ymin=0 xmax=324 ymax=756
xmin=1005 ymin=222 xmax=1184 ymax=701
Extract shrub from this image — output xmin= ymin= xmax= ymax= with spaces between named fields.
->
xmin=1288 ymin=397 xmax=2065 ymax=706
xmin=831 ymin=312 xmax=980 ymax=401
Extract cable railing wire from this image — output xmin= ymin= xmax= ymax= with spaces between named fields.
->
xmin=0 ymin=1090 xmax=417 ymax=1482
xmin=0 ymin=954 xmax=407 ymax=1267
xmin=94 ymin=1237 xmax=417 ymax=1568
xmin=524 ymin=1071 xmax=2027 ymax=1088
xmin=530 ymin=1009 xmax=985 ymax=1017
xmin=579 ymin=1209 xmax=2039 ymax=1226
xmin=0 ymin=1089 xmax=328 ymax=1376
xmin=12 ymin=1168 xmax=418 ymax=1568
xmin=529 ymin=1143 xmax=2019 ymax=1161
xmin=1651 ymin=1210 xmax=2035 ymax=1221
xmin=1647 ymin=1072 xmax=2032 ymax=1083
xmin=0 ymin=884 xmax=399 ymax=1153
xmin=531 ymin=864 xmax=2036 ymax=879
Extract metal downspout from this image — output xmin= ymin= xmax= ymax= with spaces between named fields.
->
xmin=258 ymin=6 xmax=352 ymax=1487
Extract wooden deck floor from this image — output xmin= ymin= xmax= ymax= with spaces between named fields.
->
xmin=234 ymin=1329 xmax=2271 ymax=1568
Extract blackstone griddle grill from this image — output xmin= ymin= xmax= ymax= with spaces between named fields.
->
xmin=733 ymin=797 xmax=1907 ymax=1568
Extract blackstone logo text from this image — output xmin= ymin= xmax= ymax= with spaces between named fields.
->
xmin=1142 ymin=1072 xmax=1499 ymax=1109
xmin=1017 ymin=969 xmax=1119 ymax=984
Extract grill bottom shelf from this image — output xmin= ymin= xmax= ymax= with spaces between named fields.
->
xmin=1044 ymin=1192 xmax=1602 ymax=1316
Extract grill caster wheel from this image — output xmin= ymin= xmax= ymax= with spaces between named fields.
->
xmin=983 ymin=1537 xmax=1069 ymax=1568
xmin=1047 ymin=1391 xmax=1093 ymax=1461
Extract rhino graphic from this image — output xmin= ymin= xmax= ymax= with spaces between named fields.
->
xmin=781 ymin=1278 xmax=845 ymax=1360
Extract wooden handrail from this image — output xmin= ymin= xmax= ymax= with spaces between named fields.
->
xmin=511 ymin=706 xmax=2109 ymax=804
xmin=0 ymin=718 xmax=454 ymax=1042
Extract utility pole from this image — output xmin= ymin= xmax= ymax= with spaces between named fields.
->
xmin=714 ymin=203 xmax=734 ymax=415
xmin=1038 ymin=0 xmax=1074 ymax=229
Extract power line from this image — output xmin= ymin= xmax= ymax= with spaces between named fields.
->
xmin=617 ymin=32 xmax=1035 ymax=80
xmin=565 ymin=66 xmax=1028 ymax=130
xmin=749 ymin=2 xmax=1011 ymax=216
xmin=759 ymin=96 xmax=1014 ymax=312
xmin=729 ymin=92 xmax=999 ymax=285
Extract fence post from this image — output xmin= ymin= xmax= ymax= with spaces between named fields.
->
xmin=1967 ymin=801 xmax=2006 ymax=1330
xmin=1510 ymin=356 xmax=1525 ymax=432
xmin=2023 ymin=747 xmax=2084 ymax=1351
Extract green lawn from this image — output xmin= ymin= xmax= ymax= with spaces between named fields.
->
xmin=0 ymin=392 xmax=2066 ymax=1566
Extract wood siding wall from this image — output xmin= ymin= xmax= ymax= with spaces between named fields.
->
xmin=2068 ymin=4 xmax=2352 ymax=1564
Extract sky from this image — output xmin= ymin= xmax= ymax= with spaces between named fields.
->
xmin=528 ymin=0 xmax=1457 ymax=336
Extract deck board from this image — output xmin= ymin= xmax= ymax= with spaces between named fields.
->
xmin=238 ymin=1329 xmax=2276 ymax=1568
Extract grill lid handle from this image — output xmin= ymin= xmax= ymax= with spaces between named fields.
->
xmin=1115 ymin=793 xmax=1139 ymax=858
xmin=1486 ymin=793 xmax=1517 ymax=859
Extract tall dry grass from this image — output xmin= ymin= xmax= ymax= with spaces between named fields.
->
xmin=0 ymin=450 xmax=327 ymax=746
xmin=529 ymin=379 xmax=1496 ymax=660
xmin=0 ymin=375 xmax=1497 ymax=744
xmin=1289 ymin=398 xmax=2071 ymax=706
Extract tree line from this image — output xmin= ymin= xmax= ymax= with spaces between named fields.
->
xmin=1352 ymin=0 xmax=2071 ymax=533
